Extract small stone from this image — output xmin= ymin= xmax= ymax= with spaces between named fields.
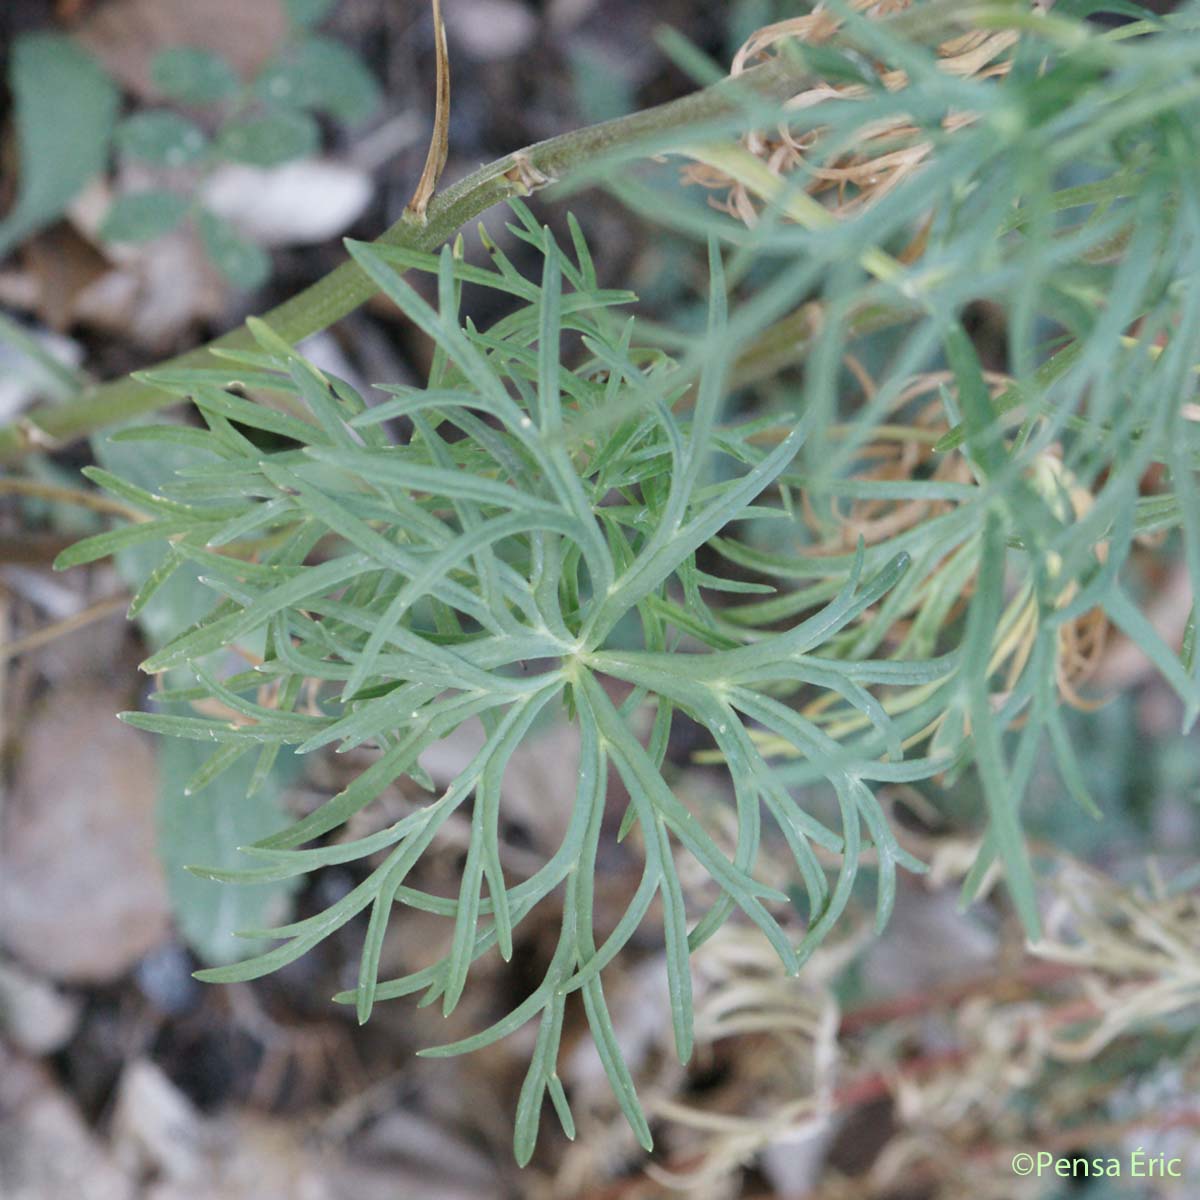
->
xmin=444 ymin=0 xmax=538 ymax=62
xmin=0 ymin=685 xmax=170 ymax=984
xmin=0 ymin=961 xmax=82 ymax=1055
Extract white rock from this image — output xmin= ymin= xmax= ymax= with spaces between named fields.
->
xmin=112 ymin=1061 xmax=207 ymax=1185
xmin=201 ymin=160 xmax=374 ymax=247
xmin=444 ymin=0 xmax=538 ymax=61
xmin=0 ymin=961 xmax=82 ymax=1055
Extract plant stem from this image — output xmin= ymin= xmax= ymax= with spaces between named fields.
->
xmin=0 ymin=56 xmax=814 ymax=463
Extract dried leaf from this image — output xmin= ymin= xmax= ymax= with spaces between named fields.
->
xmin=405 ymin=0 xmax=451 ymax=222
xmin=75 ymin=0 xmax=288 ymax=99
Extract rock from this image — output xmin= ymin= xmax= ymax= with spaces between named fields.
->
xmin=0 ymin=1047 xmax=133 ymax=1200
xmin=201 ymin=160 xmax=373 ymax=248
xmin=444 ymin=0 xmax=538 ymax=61
xmin=112 ymin=1060 xmax=207 ymax=1185
xmin=0 ymin=960 xmax=82 ymax=1055
xmin=0 ymin=684 xmax=171 ymax=984
xmin=857 ymin=887 xmax=998 ymax=999
xmin=134 ymin=942 xmax=202 ymax=1017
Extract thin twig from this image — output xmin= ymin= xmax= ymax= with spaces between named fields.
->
xmin=405 ymin=0 xmax=451 ymax=222
xmin=0 ymin=51 xmax=849 ymax=460
xmin=0 ymin=476 xmax=141 ymax=519
xmin=0 ymin=592 xmax=128 ymax=662
xmin=837 ymin=959 xmax=1083 ymax=1034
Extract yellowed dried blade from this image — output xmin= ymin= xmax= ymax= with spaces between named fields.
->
xmin=406 ymin=0 xmax=450 ymax=222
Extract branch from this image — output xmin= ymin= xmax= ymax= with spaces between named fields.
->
xmin=0 ymin=55 xmax=812 ymax=462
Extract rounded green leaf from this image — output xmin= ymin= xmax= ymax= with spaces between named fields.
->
xmin=115 ymin=110 xmax=208 ymax=166
xmin=151 ymin=46 xmax=239 ymax=105
xmin=197 ymin=209 xmax=271 ymax=290
xmin=254 ymin=36 xmax=381 ymax=125
xmin=216 ymin=109 xmax=320 ymax=166
xmin=284 ymin=0 xmax=337 ymax=26
xmin=100 ymin=189 xmax=190 ymax=243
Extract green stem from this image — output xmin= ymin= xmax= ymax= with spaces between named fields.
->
xmin=0 ymin=55 xmax=815 ymax=462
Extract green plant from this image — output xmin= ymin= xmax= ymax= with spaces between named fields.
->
xmin=0 ymin=33 xmax=119 ymax=260
xmin=0 ymin=5 xmax=379 ymax=290
xmin=57 ymin=217 xmax=944 ymax=1156
xmin=37 ymin=0 xmax=1200 ymax=1165
xmin=101 ymin=10 xmax=380 ymax=288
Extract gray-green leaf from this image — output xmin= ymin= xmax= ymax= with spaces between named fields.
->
xmin=115 ymin=111 xmax=209 ymax=166
xmin=151 ymin=46 xmax=240 ymax=105
xmin=100 ymin=190 xmax=191 ymax=244
xmin=0 ymin=33 xmax=119 ymax=258
xmin=217 ymin=109 xmax=321 ymax=166
xmin=197 ymin=210 xmax=271 ymax=290
xmin=158 ymin=734 xmax=303 ymax=965
xmin=254 ymin=36 xmax=381 ymax=125
xmin=90 ymin=426 xmax=219 ymax=649
xmin=285 ymin=0 xmax=337 ymax=26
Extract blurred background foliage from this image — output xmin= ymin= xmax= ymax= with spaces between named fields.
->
xmin=1 ymin=1 xmax=1199 ymax=1198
